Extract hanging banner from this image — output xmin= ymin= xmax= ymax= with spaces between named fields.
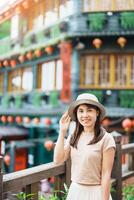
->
xmin=60 ymin=41 xmax=72 ymax=102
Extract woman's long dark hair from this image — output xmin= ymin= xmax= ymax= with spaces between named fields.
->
xmin=70 ymin=104 xmax=104 ymax=148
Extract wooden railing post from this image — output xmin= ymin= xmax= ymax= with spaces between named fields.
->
xmin=111 ymin=131 xmax=122 ymax=200
xmin=128 ymin=148 xmax=134 ymax=171
xmin=25 ymin=182 xmax=39 ymax=200
xmin=0 ymin=156 xmax=3 ymax=200
xmin=65 ymin=158 xmax=71 ymax=188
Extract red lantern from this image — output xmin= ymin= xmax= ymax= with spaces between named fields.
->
xmin=122 ymin=118 xmax=132 ymax=131
xmin=1 ymin=116 xmax=7 ymax=123
xmin=44 ymin=140 xmax=54 ymax=151
xmin=92 ymin=38 xmax=102 ymax=49
xmin=102 ymin=118 xmax=111 ymax=127
xmin=35 ymin=49 xmax=42 ymax=57
xmin=117 ymin=37 xmax=127 ymax=48
xmin=0 ymin=61 xmax=3 ymax=68
xmin=34 ymin=117 xmax=40 ymax=125
xmin=10 ymin=60 xmax=16 ymax=68
xmin=18 ymin=55 xmax=25 ymax=63
xmin=7 ymin=116 xmax=14 ymax=123
xmin=44 ymin=118 xmax=52 ymax=126
xmin=24 ymin=117 xmax=30 ymax=124
xmin=5 ymin=11 xmax=10 ymax=17
xmin=15 ymin=116 xmax=22 ymax=124
xmin=4 ymin=154 xmax=10 ymax=166
xmin=26 ymin=52 xmax=32 ymax=60
xmin=3 ymin=60 xmax=9 ymax=67
xmin=15 ymin=6 xmax=21 ymax=14
xmin=22 ymin=1 xmax=29 ymax=9
xmin=45 ymin=46 xmax=54 ymax=54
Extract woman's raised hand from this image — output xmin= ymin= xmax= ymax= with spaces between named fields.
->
xmin=59 ymin=111 xmax=71 ymax=135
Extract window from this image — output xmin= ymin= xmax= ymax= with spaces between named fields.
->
xmin=99 ymin=55 xmax=110 ymax=86
xmin=82 ymin=0 xmax=133 ymax=12
xmin=115 ymin=55 xmax=127 ymax=86
xmin=38 ymin=59 xmax=63 ymax=91
xmin=8 ymin=67 xmax=33 ymax=92
xmin=80 ymin=54 xmax=134 ymax=89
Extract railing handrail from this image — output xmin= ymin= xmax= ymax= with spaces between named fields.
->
xmin=122 ymin=143 xmax=134 ymax=154
xmin=3 ymin=162 xmax=65 ymax=193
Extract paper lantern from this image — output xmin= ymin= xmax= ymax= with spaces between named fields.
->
xmin=0 ymin=61 xmax=3 ymax=68
xmin=92 ymin=38 xmax=102 ymax=49
xmin=122 ymin=118 xmax=132 ymax=131
xmin=35 ymin=49 xmax=42 ymax=57
xmin=4 ymin=154 xmax=10 ymax=166
xmin=45 ymin=46 xmax=54 ymax=54
xmin=1 ymin=116 xmax=7 ymax=123
xmin=5 ymin=11 xmax=10 ymax=17
xmin=26 ymin=52 xmax=32 ymax=60
xmin=18 ymin=55 xmax=25 ymax=63
xmin=117 ymin=37 xmax=127 ymax=48
xmin=3 ymin=60 xmax=9 ymax=67
xmin=15 ymin=116 xmax=22 ymax=124
xmin=102 ymin=118 xmax=111 ymax=127
xmin=44 ymin=140 xmax=54 ymax=151
xmin=7 ymin=116 xmax=14 ymax=123
xmin=44 ymin=118 xmax=52 ymax=126
xmin=10 ymin=60 xmax=16 ymax=68
xmin=15 ymin=6 xmax=21 ymax=14
xmin=22 ymin=1 xmax=29 ymax=9
xmin=34 ymin=117 xmax=40 ymax=124
xmin=24 ymin=117 xmax=30 ymax=124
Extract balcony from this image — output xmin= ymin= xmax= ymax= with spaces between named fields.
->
xmin=0 ymin=133 xmax=134 ymax=200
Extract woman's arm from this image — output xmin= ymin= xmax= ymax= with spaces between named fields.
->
xmin=101 ymin=148 xmax=115 ymax=200
xmin=53 ymin=112 xmax=71 ymax=164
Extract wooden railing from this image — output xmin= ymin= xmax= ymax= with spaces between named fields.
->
xmin=0 ymin=133 xmax=134 ymax=200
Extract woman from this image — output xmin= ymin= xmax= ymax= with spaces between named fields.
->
xmin=54 ymin=93 xmax=116 ymax=200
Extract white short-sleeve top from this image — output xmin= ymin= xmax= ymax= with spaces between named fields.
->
xmin=64 ymin=129 xmax=116 ymax=185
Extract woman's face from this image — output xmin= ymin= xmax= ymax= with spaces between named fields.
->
xmin=76 ymin=104 xmax=98 ymax=128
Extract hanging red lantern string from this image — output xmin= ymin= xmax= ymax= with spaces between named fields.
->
xmin=92 ymin=38 xmax=102 ymax=49
xmin=122 ymin=118 xmax=132 ymax=132
xmin=44 ymin=140 xmax=54 ymax=151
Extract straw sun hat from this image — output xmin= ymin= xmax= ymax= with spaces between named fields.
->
xmin=68 ymin=93 xmax=106 ymax=121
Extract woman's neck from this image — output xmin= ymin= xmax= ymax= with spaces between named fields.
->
xmin=83 ymin=127 xmax=94 ymax=134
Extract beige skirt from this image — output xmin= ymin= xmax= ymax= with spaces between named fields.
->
xmin=66 ymin=182 xmax=112 ymax=200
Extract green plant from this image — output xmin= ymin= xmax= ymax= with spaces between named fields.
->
xmin=120 ymin=12 xmax=134 ymax=29
xmin=88 ymin=13 xmax=106 ymax=31
xmin=14 ymin=192 xmax=35 ymax=200
xmin=123 ymin=185 xmax=134 ymax=200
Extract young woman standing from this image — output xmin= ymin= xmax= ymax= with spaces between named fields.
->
xmin=54 ymin=93 xmax=116 ymax=200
